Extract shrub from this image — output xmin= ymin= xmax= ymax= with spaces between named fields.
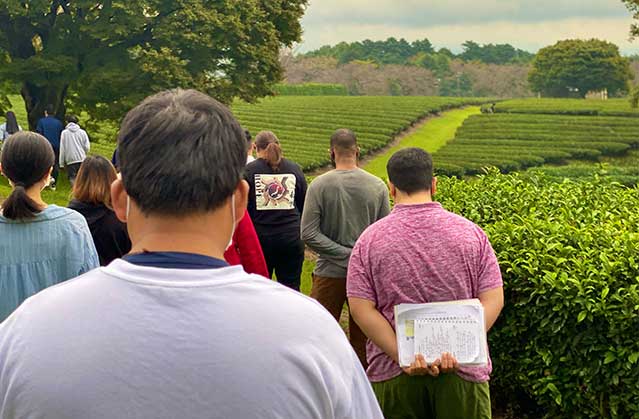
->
xmin=437 ymin=172 xmax=639 ymax=418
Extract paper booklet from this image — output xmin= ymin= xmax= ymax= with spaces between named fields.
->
xmin=394 ymin=299 xmax=488 ymax=368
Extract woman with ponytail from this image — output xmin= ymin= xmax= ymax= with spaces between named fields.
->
xmin=245 ymin=131 xmax=307 ymax=291
xmin=0 ymin=132 xmax=99 ymax=321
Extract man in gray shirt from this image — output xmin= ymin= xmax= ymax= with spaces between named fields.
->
xmin=301 ymin=129 xmax=390 ymax=368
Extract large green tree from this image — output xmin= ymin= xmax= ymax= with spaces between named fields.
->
xmin=0 ymin=1 xmax=307 ymax=129
xmin=528 ymin=39 xmax=632 ymax=98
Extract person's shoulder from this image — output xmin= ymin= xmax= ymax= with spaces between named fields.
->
xmin=356 ymin=213 xmax=393 ymax=244
xmin=0 ymin=268 xmax=108 ymax=328
xmin=283 ymin=158 xmax=304 ymax=173
xmin=439 ymin=207 xmax=488 ymax=237
xmin=355 ymin=169 xmax=387 ymax=186
xmin=48 ymin=205 xmax=91 ymax=230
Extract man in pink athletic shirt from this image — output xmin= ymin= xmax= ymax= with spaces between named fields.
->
xmin=347 ymin=147 xmax=504 ymax=418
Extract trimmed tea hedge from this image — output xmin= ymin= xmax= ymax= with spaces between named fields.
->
xmin=437 ymin=171 xmax=639 ymax=418
xmin=494 ymin=98 xmax=639 ymax=117
xmin=434 ymin=113 xmax=639 ymax=176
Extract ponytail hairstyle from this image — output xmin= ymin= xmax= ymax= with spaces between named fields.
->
xmin=5 ymin=111 xmax=19 ymax=135
xmin=255 ymin=131 xmax=283 ymax=172
xmin=1 ymin=132 xmax=55 ymax=220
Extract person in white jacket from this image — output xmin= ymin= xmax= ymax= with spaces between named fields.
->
xmin=59 ymin=115 xmax=90 ymax=186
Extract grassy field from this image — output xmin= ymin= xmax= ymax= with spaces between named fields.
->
xmin=363 ymin=107 xmax=480 ymax=178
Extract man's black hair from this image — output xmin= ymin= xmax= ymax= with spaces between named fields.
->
xmin=117 ymin=89 xmax=246 ymax=215
xmin=45 ymin=105 xmax=55 ymax=115
xmin=386 ymin=147 xmax=433 ymax=194
xmin=66 ymin=115 xmax=79 ymax=124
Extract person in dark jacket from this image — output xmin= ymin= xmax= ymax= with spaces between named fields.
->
xmin=36 ymin=105 xmax=64 ymax=190
xmin=68 ymin=156 xmax=131 ymax=265
xmin=245 ymin=131 xmax=307 ymax=291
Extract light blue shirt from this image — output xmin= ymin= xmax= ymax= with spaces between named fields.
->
xmin=0 ymin=205 xmax=99 ymax=321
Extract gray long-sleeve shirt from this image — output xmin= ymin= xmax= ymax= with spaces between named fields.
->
xmin=301 ymin=168 xmax=390 ymax=278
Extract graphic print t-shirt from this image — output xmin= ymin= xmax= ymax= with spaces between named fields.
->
xmin=245 ymin=158 xmax=307 ymax=234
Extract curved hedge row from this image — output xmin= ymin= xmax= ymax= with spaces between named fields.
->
xmin=494 ymin=98 xmax=639 ymax=117
xmin=434 ymin=112 xmax=639 ymax=176
xmin=437 ymin=171 xmax=639 ymax=418
xmin=233 ymin=96 xmax=489 ymax=170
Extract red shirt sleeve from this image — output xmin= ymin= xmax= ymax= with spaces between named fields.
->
xmin=227 ymin=210 xmax=270 ymax=279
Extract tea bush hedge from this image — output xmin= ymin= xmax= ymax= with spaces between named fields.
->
xmin=434 ymin=112 xmax=639 ymax=176
xmin=437 ymin=171 xmax=639 ymax=418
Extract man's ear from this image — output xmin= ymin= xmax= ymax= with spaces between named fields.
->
xmin=388 ymin=180 xmax=396 ymax=199
xmin=111 ymin=177 xmax=129 ymax=223
xmin=431 ymin=177 xmax=438 ymax=197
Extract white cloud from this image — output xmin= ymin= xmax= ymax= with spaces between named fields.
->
xmin=298 ymin=17 xmax=639 ymax=55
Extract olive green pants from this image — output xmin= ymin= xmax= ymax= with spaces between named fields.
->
xmin=372 ymin=373 xmax=491 ymax=419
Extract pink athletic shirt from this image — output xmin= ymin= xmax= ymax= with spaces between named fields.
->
xmin=347 ymin=202 xmax=503 ymax=383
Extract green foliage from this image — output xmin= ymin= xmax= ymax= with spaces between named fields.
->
xmin=437 ymin=172 xmax=639 ymax=418
xmin=495 ymin=98 xmax=639 ymax=116
xmin=232 ymin=96 xmax=490 ymax=170
xmin=459 ymin=41 xmax=535 ymax=65
xmin=364 ymin=107 xmax=482 ymax=178
xmin=410 ymin=51 xmax=451 ymax=77
xmin=304 ymin=37 xmax=434 ymax=65
xmin=623 ymin=0 xmax=639 ymax=39
xmin=0 ymin=0 xmax=308 ymax=127
xmin=439 ymin=73 xmax=474 ymax=97
xmin=528 ymin=39 xmax=633 ymax=98
xmin=274 ymin=83 xmax=348 ymax=96
xmin=630 ymin=86 xmax=639 ymax=108
xmin=528 ymin=163 xmax=639 ymax=187
xmin=304 ymin=38 xmax=534 ymax=66
xmin=433 ymin=110 xmax=639 ymax=176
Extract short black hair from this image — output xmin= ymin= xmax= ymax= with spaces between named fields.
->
xmin=386 ymin=148 xmax=433 ymax=194
xmin=66 ymin=114 xmax=79 ymax=124
xmin=45 ymin=105 xmax=55 ymax=115
xmin=330 ymin=129 xmax=357 ymax=154
xmin=117 ymin=89 xmax=246 ymax=215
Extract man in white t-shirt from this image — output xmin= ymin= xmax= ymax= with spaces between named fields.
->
xmin=0 ymin=89 xmax=383 ymax=419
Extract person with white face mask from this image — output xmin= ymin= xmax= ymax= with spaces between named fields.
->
xmin=0 ymin=132 xmax=99 ymax=322
xmin=0 ymin=89 xmax=383 ymax=419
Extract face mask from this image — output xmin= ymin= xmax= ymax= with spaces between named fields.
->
xmin=226 ymin=195 xmax=236 ymax=251
xmin=40 ymin=175 xmax=52 ymax=191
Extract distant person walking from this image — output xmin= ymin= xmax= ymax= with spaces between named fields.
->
xmin=36 ymin=105 xmax=64 ymax=190
xmin=245 ymin=129 xmax=256 ymax=164
xmin=60 ymin=115 xmax=91 ymax=186
xmin=0 ymin=132 xmax=99 ymax=322
xmin=301 ymin=129 xmax=390 ymax=368
xmin=68 ymin=156 xmax=131 ymax=266
xmin=245 ymin=131 xmax=307 ymax=291
xmin=0 ymin=111 xmax=22 ymax=144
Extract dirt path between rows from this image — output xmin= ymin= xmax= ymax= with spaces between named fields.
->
xmin=306 ymin=112 xmax=443 ymax=177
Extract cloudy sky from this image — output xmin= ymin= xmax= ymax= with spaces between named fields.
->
xmin=298 ymin=0 xmax=639 ymax=55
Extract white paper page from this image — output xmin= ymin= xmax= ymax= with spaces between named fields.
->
xmin=395 ymin=300 xmax=488 ymax=367
xmin=414 ymin=316 xmax=481 ymax=364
